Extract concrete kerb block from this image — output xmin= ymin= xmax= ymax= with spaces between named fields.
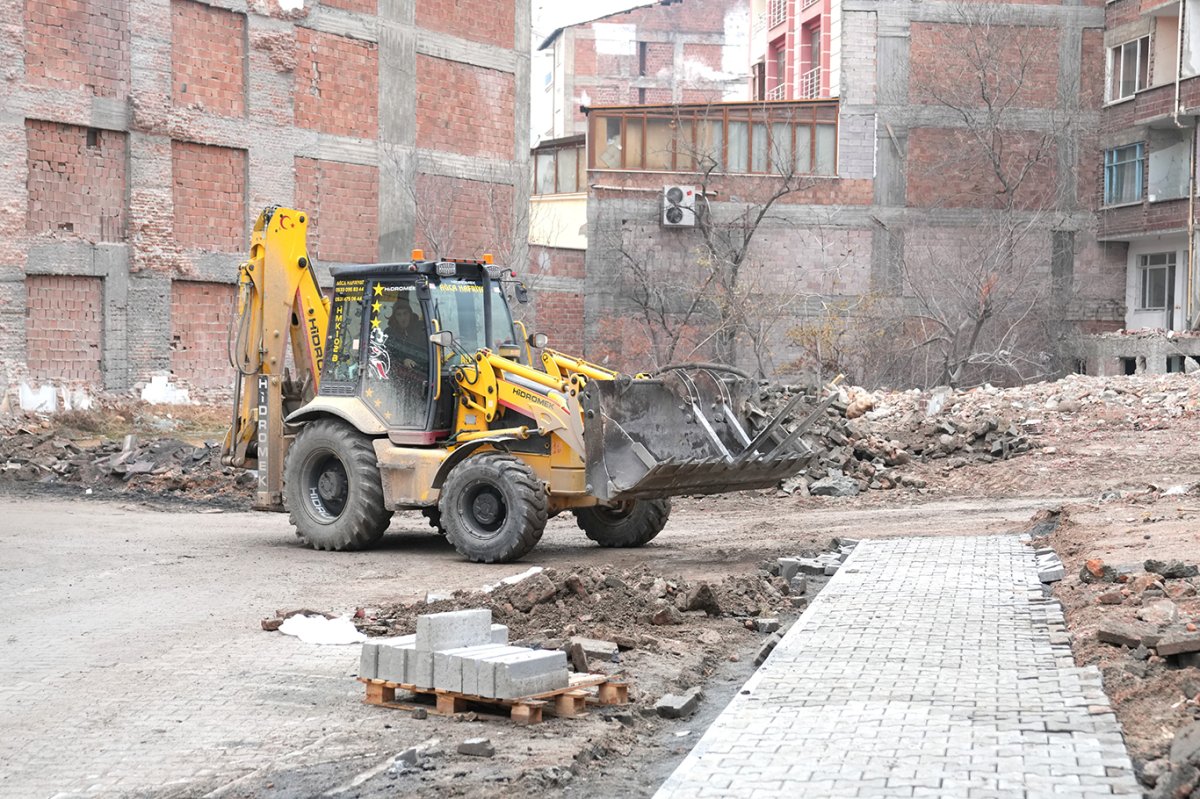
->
xmin=359 ymin=642 xmax=380 ymax=679
xmin=462 ymin=646 xmax=528 ymax=696
xmin=778 ymin=557 xmax=802 ymax=582
xmin=492 ymin=649 xmax=569 ymax=699
xmin=377 ymin=636 xmax=417 ymax=683
xmin=363 ymin=634 xmax=416 ymax=681
xmin=416 ymin=608 xmax=494 ymax=652
xmin=408 ymin=650 xmax=436 ymax=689
xmin=490 ymin=624 xmax=508 ymax=644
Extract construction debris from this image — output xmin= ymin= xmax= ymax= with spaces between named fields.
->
xmin=655 ymin=687 xmax=703 ymax=719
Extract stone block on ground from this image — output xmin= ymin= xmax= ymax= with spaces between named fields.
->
xmin=407 ymin=650 xmax=436 ymax=689
xmin=415 ymin=609 xmax=493 ymax=652
xmin=490 ymin=624 xmax=508 ymax=644
xmin=755 ymin=632 xmax=783 ymax=665
xmin=1157 ymin=630 xmax=1200 ymax=657
xmin=1170 ymin=722 xmax=1200 ymax=767
xmin=682 ymin=582 xmax=721 ymax=616
xmin=656 ymin=687 xmax=703 ymax=719
xmin=789 ymin=575 xmax=807 ymax=595
xmin=1145 ymin=559 xmax=1200 ymax=579
xmin=778 ymin=558 xmax=801 ymax=582
xmin=755 ymin=618 xmax=781 ymax=634
xmin=1096 ymin=620 xmax=1157 ymax=649
xmin=491 ymin=649 xmax=569 ymax=699
xmin=458 ymin=738 xmax=495 ymax=758
xmin=794 ymin=558 xmax=827 ymax=576
xmin=1136 ymin=599 xmax=1179 ymax=626
xmin=809 ymin=474 xmax=860 ymax=497
xmin=509 ymin=572 xmax=558 ymax=612
xmin=569 ymin=636 xmax=619 ymax=662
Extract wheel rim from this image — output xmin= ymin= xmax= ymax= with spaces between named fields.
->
xmin=301 ymin=449 xmax=349 ymax=523
xmin=594 ymin=502 xmax=634 ymax=522
xmin=460 ymin=482 xmax=508 ymax=539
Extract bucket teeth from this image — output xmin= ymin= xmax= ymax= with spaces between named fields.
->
xmin=579 ymin=372 xmax=823 ymax=502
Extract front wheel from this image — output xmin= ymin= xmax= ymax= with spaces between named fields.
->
xmin=574 ymin=498 xmax=671 ymax=548
xmin=284 ymin=419 xmax=393 ymax=551
xmin=439 ymin=453 xmax=547 ymax=563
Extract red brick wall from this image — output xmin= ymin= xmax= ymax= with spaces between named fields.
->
xmin=415 ymin=56 xmax=515 ymax=159
xmin=26 ymin=120 xmax=127 ymax=243
xmin=171 ymin=140 xmax=247 ymax=251
xmin=411 ymin=174 xmax=514 ymax=257
xmin=294 ymin=28 xmax=378 ymax=139
xmin=23 ymin=0 xmax=130 ymax=97
xmin=171 ymin=0 xmax=246 ymax=117
xmin=909 ymin=23 xmax=1060 ymax=109
xmin=294 ymin=157 xmax=379 ymax=263
xmin=323 ymin=0 xmax=376 ymax=13
xmin=25 ymin=275 xmax=104 ymax=383
xmin=906 ymin=127 xmax=1057 ymax=210
xmin=170 ymin=280 xmax=235 ymax=388
xmin=416 ymin=0 xmax=514 ymax=48
xmin=536 ymin=290 xmax=584 ymax=354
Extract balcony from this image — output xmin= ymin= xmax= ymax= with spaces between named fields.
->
xmin=798 ymin=66 xmax=821 ymax=99
xmin=768 ymin=0 xmax=786 ymax=28
xmin=767 ymin=83 xmax=787 ymax=101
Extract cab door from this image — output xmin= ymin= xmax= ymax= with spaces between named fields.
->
xmin=363 ymin=280 xmax=434 ymax=430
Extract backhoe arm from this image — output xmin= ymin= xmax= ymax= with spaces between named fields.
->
xmin=221 ymin=207 xmax=330 ymax=510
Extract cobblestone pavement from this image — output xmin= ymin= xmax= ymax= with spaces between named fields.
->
xmin=655 ymin=536 xmax=1143 ymax=799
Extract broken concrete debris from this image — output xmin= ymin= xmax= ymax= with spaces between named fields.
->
xmin=777 ymin=538 xmax=860 ymax=581
xmin=754 ymin=632 xmax=783 ymax=665
xmin=655 ymin=687 xmax=703 ymax=719
xmin=361 ymin=609 xmax=569 ymax=700
xmin=1146 ymin=559 xmax=1200 ymax=580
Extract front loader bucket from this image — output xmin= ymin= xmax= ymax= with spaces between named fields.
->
xmin=578 ymin=371 xmax=829 ymax=502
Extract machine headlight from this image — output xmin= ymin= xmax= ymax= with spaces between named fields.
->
xmin=436 ymin=262 xmax=457 ymax=277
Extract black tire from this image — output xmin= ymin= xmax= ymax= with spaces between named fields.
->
xmin=421 ymin=506 xmax=445 ymax=536
xmin=574 ymin=499 xmax=671 ymax=548
xmin=439 ymin=453 xmax=547 ymax=563
xmin=284 ymin=418 xmax=393 ymax=551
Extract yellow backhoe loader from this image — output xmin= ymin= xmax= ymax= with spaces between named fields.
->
xmin=221 ymin=207 xmax=822 ymax=562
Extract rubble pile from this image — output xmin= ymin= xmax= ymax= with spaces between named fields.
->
xmin=358 ymin=563 xmax=809 ymax=650
xmin=0 ymin=425 xmax=246 ymax=500
xmin=1068 ymin=555 xmax=1200 ymax=796
xmin=754 ymin=372 xmax=1200 ymax=496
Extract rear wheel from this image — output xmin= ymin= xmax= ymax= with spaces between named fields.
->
xmin=439 ymin=453 xmax=547 ymax=563
xmin=284 ymin=418 xmax=393 ymax=551
xmin=574 ymin=499 xmax=670 ymax=548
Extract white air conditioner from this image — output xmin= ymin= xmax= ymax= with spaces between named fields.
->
xmin=662 ymin=185 xmax=696 ymax=227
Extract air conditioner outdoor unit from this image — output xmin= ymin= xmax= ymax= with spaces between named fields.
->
xmin=662 ymin=185 xmax=696 ymax=227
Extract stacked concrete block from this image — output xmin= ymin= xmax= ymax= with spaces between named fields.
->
xmin=359 ymin=609 xmax=568 ymax=700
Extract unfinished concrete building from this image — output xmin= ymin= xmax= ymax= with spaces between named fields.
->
xmin=525 ymin=0 xmax=750 ymax=358
xmin=575 ymin=0 xmax=1122 ymax=386
xmin=1 ymin=0 xmax=531 ymax=404
xmin=1090 ymin=0 xmax=1200 ymax=374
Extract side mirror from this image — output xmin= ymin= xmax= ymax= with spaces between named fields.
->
xmin=429 ymin=331 xmax=455 ymax=348
xmin=527 ymin=331 xmax=548 ymax=349
xmin=515 ymin=283 xmax=530 ymax=304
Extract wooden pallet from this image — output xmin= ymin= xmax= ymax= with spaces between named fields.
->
xmin=358 ymin=672 xmax=629 ymax=725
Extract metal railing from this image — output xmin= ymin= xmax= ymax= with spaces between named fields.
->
xmin=768 ymin=0 xmax=786 ymax=28
xmin=767 ymin=83 xmax=787 ymax=101
xmin=798 ymin=66 xmax=821 ymax=99
xmin=802 ymin=0 xmax=819 ymax=8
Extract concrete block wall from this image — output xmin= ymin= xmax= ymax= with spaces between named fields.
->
xmin=0 ymin=0 xmax=531 ymax=400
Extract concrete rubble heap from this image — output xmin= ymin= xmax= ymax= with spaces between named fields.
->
xmin=359 ymin=609 xmax=570 ymax=700
xmin=754 ymin=373 xmax=1200 ymax=496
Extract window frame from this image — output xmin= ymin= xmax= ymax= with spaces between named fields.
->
xmin=531 ymin=140 xmax=587 ymax=196
xmin=1107 ymin=35 xmax=1150 ymax=103
xmin=1103 ymin=143 xmax=1145 ymax=206
xmin=586 ymin=100 xmax=839 ymax=177
xmin=1137 ymin=252 xmax=1175 ymax=311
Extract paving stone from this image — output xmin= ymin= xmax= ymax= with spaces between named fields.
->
xmin=653 ymin=535 xmax=1140 ymax=798
xmin=415 ymin=609 xmax=493 ymax=652
xmin=1096 ymin=620 xmax=1158 ymax=649
xmin=656 ymin=687 xmax=703 ymax=719
xmin=568 ymin=636 xmax=619 ymax=662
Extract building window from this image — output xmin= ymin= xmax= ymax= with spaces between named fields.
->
xmin=532 ymin=140 xmax=586 ymax=195
xmin=588 ymin=100 xmax=839 ymax=176
xmin=1104 ymin=143 xmax=1144 ymax=206
xmin=1108 ymin=36 xmax=1149 ymax=102
xmin=1138 ymin=252 xmax=1175 ymax=310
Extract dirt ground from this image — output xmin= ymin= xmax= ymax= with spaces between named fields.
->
xmin=2 ymin=373 xmax=1199 ymax=796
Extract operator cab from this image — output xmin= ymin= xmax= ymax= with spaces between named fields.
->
xmin=319 ymin=253 xmax=528 ymax=442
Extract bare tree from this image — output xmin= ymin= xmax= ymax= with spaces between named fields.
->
xmin=599 ymin=102 xmax=842 ymax=376
xmin=891 ymin=2 xmax=1075 ymax=388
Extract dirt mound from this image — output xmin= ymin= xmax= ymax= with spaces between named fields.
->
xmin=359 ymin=565 xmax=798 ymax=647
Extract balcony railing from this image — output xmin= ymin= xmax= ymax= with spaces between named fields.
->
xmin=798 ymin=66 xmax=821 ymax=99
xmin=802 ymin=0 xmax=819 ymax=8
xmin=768 ymin=0 xmax=786 ymax=28
xmin=767 ymin=83 xmax=787 ymax=101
